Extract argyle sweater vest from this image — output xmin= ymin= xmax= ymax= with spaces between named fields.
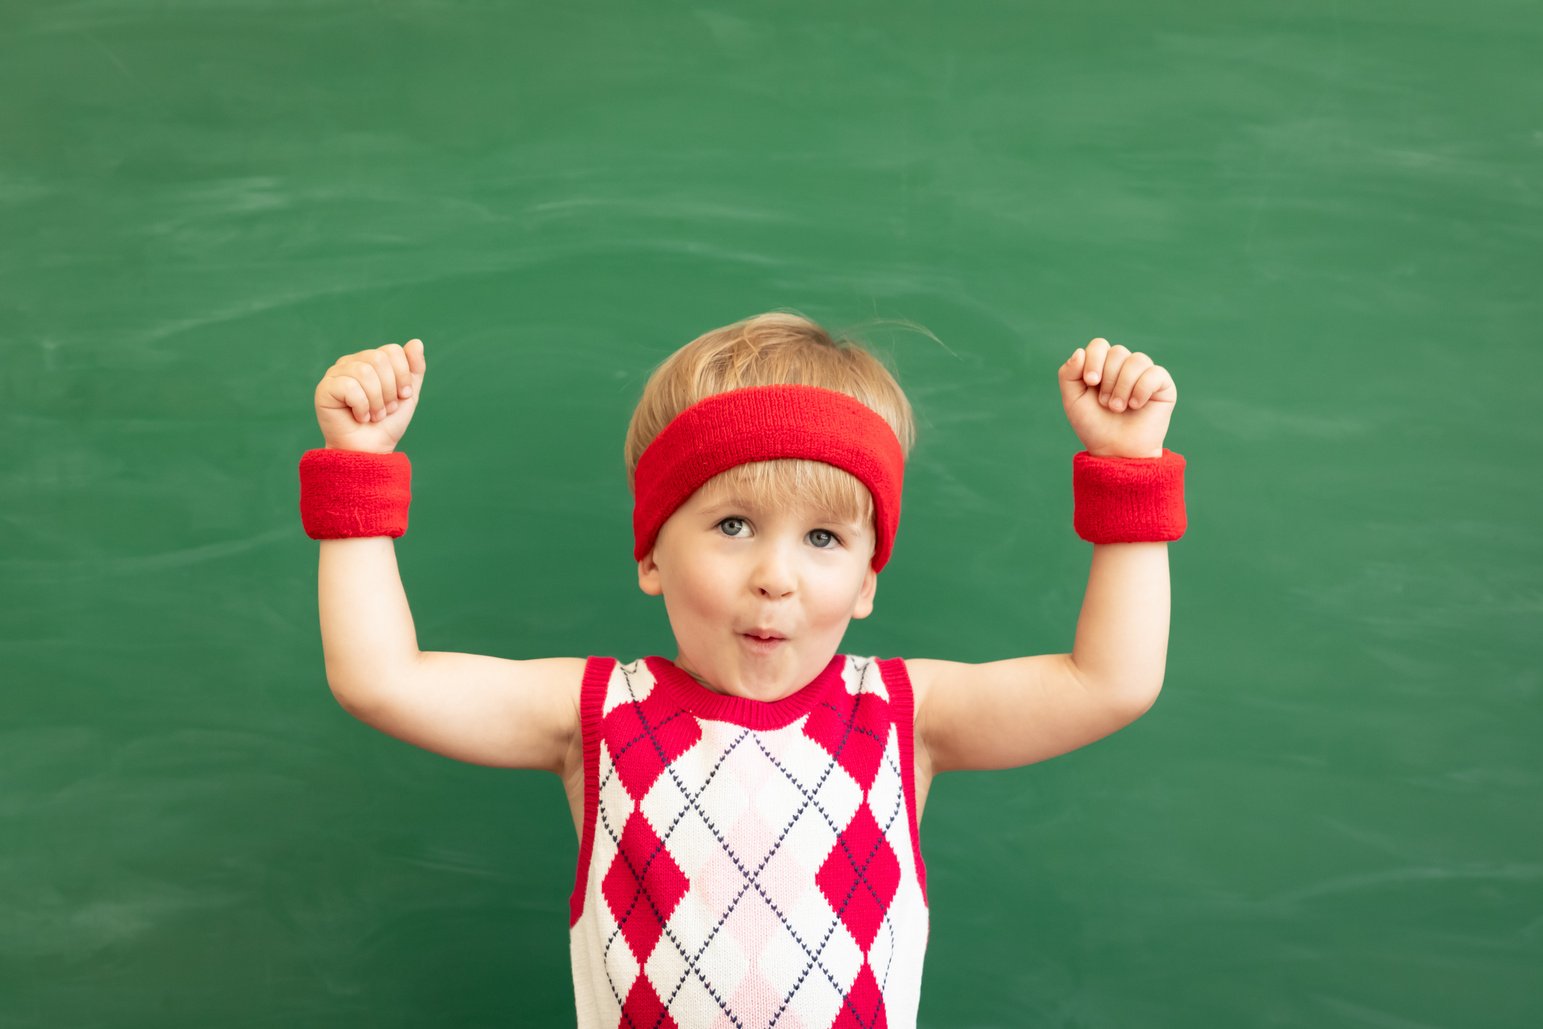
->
xmin=568 ymin=654 xmax=930 ymax=1029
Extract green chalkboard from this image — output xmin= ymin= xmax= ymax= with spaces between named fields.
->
xmin=5 ymin=1 xmax=1539 ymax=1026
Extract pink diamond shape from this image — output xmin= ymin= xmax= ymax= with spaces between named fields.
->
xmin=816 ymin=803 xmax=900 ymax=953
xmin=621 ymin=974 xmax=681 ymax=1029
xmin=603 ymin=812 xmax=690 ymax=963
xmin=803 ymin=691 xmax=888 ymax=791
xmin=604 ymin=692 xmax=702 ymax=801
xmin=830 ymin=961 xmax=887 ymax=1029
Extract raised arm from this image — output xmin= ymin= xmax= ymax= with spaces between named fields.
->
xmin=308 ymin=341 xmax=580 ymax=774
xmin=910 ymin=338 xmax=1181 ymax=774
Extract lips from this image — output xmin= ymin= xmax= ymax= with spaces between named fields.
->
xmin=739 ymin=628 xmax=790 ymax=652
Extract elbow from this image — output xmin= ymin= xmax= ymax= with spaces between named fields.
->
xmin=326 ymin=681 xmax=356 ymax=714
xmin=1082 ymin=671 xmax=1164 ymax=728
xmin=326 ymin=651 xmax=424 ymax=727
xmin=326 ymin=673 xmax=392 ymax=723
xmin=1069 ymin=656 xmax=1165 ymax=723
xmin=1119 ymin=677 xmax=1164 ymax=722
xmin=327 ymin=679 xmax=369 ymax=719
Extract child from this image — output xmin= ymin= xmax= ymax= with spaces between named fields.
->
xmin=300 ymin=312 xmax=1184 ymax=1029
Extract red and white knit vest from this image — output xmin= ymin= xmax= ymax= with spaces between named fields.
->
xmin=569 ymin=654 xmax=930 ymax=1029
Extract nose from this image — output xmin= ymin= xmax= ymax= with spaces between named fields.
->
xmin=751 ymin=541 xmax=796 ymax=599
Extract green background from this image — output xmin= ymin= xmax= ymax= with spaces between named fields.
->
xmin=5 ymin=1 xmax=1539 ymax=1026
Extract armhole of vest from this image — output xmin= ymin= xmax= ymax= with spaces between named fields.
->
xmin=877 ymin=656 xmax=928 ymax=905
xmin=569 ymin=655 xmax=614 ymax=928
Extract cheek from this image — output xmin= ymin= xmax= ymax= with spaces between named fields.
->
xmin=669 ymin=564 xmax=732 ymax=615
xmin=812 ymin=569 xmax=873 ymax=619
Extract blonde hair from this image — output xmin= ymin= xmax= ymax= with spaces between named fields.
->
xmin=625 ymin=312 xmax=915 ymax=527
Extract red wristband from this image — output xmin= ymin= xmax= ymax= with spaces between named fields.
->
xmin=299 ymin=449 xmax=412 ymax=539
xmin=1073 ymin=449 xmax=1186 ymax=543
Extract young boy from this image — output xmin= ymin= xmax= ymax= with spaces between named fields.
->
xmin=300 ymin=313 xmax=1184 ymax=1029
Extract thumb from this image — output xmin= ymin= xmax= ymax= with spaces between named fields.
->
xmin=406 ymin=338 xmax=427 ymax=390
xmin=1057 ymin=348 xmax=1089 ymax=407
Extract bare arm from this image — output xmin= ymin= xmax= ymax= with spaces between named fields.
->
xmin=910 ymin=540 xmax=1167 ymax=773
xmin=911 ymin=338 xmax=1179 ymax=774
xmin=310 ymin=341 xmax=579 ymax=774
xmin=319 ymin=537 xmax=581 ymax=773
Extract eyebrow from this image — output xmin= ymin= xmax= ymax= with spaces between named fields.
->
xmin=696 ymin=495 xmax=756 ymax=518
xmin=699 ymin=495 xmax=868 ymax=531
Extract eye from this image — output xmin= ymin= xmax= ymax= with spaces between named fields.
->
xmin=717 ymin=517 xmax=750 ymax=538
xmin=807 ymin=529 xmax=840 ymax=549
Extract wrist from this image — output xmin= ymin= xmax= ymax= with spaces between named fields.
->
xmin=1072 ymin=448 xmax=1186 ymax=543
xmin=1088 ymin=447 xmax=1163 ymax=460
xmin=323 ymin=441 xmax=396 ymax=455
xmin=299 ymin=449 xmax=412 ymax=539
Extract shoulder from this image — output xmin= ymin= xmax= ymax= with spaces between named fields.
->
xmin=901 ymin=657 xmax=939 ymax=702
xmin=838 ymin=654 xmax=923 ymax=707
xmin=574 ymin=656 xmax=671 ymax=710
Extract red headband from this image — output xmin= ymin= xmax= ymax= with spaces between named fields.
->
xmin=632 ymin=385 xmax=906 ymax=571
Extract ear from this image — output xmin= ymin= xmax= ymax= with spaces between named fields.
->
xmin=637 ymin=551 xmax=663 ymax=597
xmin=851 ymin=566 xmax=879 ymax=620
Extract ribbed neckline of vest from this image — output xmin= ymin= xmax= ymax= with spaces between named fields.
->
xmin=643 ymin=655 xmax=844 ymax=729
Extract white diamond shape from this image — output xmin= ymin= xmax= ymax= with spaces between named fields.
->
xmin=601 ymin=659 xmax=655 ymax=716
xmin=645 ymin=910 xmax=749 ymax=1021
xmin=762 ymin=885 xmax=863 ymax=1023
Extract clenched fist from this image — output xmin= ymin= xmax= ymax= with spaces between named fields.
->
xmin=314 ymin=339 xmax=427 ymax=453
xmin=1058 ymin=338 xmax=1177 ymax=459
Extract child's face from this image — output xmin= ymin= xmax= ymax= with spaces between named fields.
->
xmin=637 ymin=481 xmax=878 ymax=702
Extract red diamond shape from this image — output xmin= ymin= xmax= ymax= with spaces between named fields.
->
xmin=604 ymin=692 xmax=702 ymax=801
xmin=803 ymin=690 xmax=888 ymax=791
xmin=620 ymin=974 xmax=681 ymax=1029
xmin=816 ymin=803 xmax=900 ymax=952
xmin=830 ymin=961 xmax=887 ymax=1029
xmin=603 ymin=812 xmax=690 ymax=962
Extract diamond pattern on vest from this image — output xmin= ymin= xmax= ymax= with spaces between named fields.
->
xmin=620 ymin=976 xmax=679 ymax=1029
xmin=604 ymin=683 xmax=703 ymax=802
xmin=803 ymin=689 xmax=889 ymax=793
xmin=816 ymin=802 xmax=900 ymax=954
xmin=574 ymin=658 xmax=925 ymax=1029
xmin=603 ymin=811 xmax=691 ymax=965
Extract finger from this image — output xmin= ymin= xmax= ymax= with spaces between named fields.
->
xmin=1082 ymin=338 xmax=1111 ymax=389
xmin=365 ymin=350 xmax=399 ymax=419
xmin=322 ymin=372 xmax=373 ymax=424
xmin=378 ymin=343 xmax=413 ymax=403
xmin=1097 ymin=344 xmax=1131 ymax=405
xmin=343 ymin=357 xmax=387 ymax=421
xmin=1106 ymin=351 xmax=1153 ymax=412
xmin=1129 ymin=365 xmax=1177 ymax=408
